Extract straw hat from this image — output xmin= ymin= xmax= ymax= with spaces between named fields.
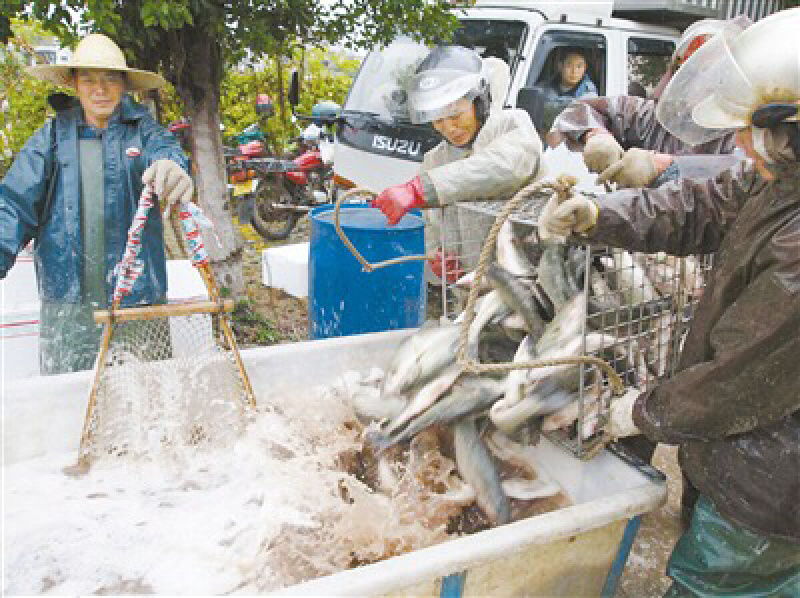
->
xmin=27 ymin=33 xmax=166 ymax=92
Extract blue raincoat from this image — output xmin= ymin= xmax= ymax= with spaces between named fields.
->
xmin=0 ymin=93 xmax=188 ymax=373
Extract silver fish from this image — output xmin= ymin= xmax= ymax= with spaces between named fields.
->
xmin=606 ymin=249 xmax=658 ymax=306
xmin=453 ymin=417 xmax=511 ymax=526
xmin=503 ymin=334 xmax=536 ymax=408
xmin=349 ymin=386 xmax=407 ymax=424
xmin=465 ymin=289 xmax=513 ymax=359
xmin=380 ymin=363 xmax=464 ymax=442
xmin=381 ymin=321 xmax=461 ymax=397
xmin=497 ymin=220 xmax=536 ymax=277
xmin=491 ymin=377 xmax=575 ymax=434
xmin=486 ymin=431 xmax=562 ymax=500
xmin=370 ymin=374 xmax=505 ymax=451
xmin=537 ymin=242 xmax=573 ymax=311
xmin=486 ymin=262 xmax=547 ymax=341
xmin=536 ymin=292 xmax=587 ymax=355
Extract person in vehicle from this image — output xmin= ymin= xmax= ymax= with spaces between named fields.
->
xmin=546 ymin=16 xmax=752 ymax=189
xmin=0 ymin=33 xmax=192 ymax=375
xmin=371 ymin=45 xmax=542 ymax=281
xmin=540 ymin=48 xmax=597 ymax=99
xmin=539 ymin=8 xmax=800 ymax=596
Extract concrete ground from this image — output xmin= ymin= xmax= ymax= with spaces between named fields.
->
xmin=618 ymin=444 xmax=684 ymax=597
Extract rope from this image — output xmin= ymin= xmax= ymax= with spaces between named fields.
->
xmin=333 ymin=187 xmax=437 ymax=272
xmin=451 ymin=175 xmax=625 ymax=397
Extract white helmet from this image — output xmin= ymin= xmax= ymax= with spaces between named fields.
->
xmin=657 ymin=8 xmax=800 ymax=145
xmin=406 ymin=46 xmax=491 ymax=125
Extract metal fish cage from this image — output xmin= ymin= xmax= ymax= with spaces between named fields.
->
xmin=431 ymin=189 xmax=712 ymax=458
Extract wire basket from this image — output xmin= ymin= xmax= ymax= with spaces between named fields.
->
xmin=433 ymin=183 xmax=711 ymax=458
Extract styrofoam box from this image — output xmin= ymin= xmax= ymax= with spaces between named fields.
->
xmin=261 ymin=242 xmax=309 ymax=298
xmin=1 ymin=259 xmax=210 ymax=380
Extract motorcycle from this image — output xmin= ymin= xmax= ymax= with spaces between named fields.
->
xmin=240 ymin=120 xmax=336 ymax=241
xmin=233 ymin=98 xmax=339 ymax=241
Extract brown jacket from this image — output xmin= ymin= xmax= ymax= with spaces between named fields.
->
xmin=586 ymin=159 xmax=800 ymax=542
xmin=550 ymin=95 xmax=735 ymax=155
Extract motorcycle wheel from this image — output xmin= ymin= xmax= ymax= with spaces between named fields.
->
xmin=250 ymin=177 xmax=298 ymax=242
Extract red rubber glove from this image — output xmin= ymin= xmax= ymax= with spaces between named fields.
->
xmin=429 ymin=248 xmax=463 ymax=284
xmin=371 ymin=175 xmax=426 ymax=226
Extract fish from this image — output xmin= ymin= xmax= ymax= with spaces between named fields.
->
xmin=496 ymin=220 xmax=536 ymax=277
xmin=381 ymin=321 xmax=462 ymax=397
xmin=369 ymin=374 xmax=505 ymax=451
xmin=348 ymin=386 xmax=407 ymax=424
xmin=563 ymin=245 xmax=588 ymax=298
xmin=453 ymin=417 xmax=511 ymax=526
xmin=537 ymin=242 xmax=572 ymax=311
xmin=535 ymin=292 xmax=587 ymax=355
xmin=503 ymin=334 xmax=537 ymax=409
xmin=465 ymin=289 xmax=513 ymax=359
xmin=491 ymin=377 xmax=576 ymax=435
xmin=541 ymin=378 xmax=606 ymax=439
xmin=453 ymin=270 xmax=491 ymax=294
xmin=486 ymin=431 xmax=562 ymax=500
xmin=530 ymin=332 xmax=619 ymax=390
xmin=485 ymin=262 xmax=547 ymax=341
xmin=494 ymin=330 xmax=619 ymax=432
xmin=378 ymin=363 xmax=464 ymax=445
xmin=608 ymin=249 xmax=658 ymax=306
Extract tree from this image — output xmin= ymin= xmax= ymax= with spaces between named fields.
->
xmin=4 ymin=0 xmax=458 ymax=295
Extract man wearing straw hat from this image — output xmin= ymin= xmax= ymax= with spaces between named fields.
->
xmin=0 ymin=33 xmax=193 ymax=375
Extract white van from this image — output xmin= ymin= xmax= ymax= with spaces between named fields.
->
xmin=331 ymin=0 xmax=720 ymax=193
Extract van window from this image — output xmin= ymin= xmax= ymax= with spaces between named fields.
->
xmin=516 ymin=29 xmax=607 ymax=135
xmin=451 ymin=19 xmax=528 ymax=74
xmin=627 ymin=37 xmax=675 ymax=98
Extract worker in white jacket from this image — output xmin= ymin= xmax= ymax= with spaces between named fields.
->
xmin=372 ymin=45 xmax=543 ymax=280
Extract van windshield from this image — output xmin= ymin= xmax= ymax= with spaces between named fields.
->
xmin=453 ymin=19 xmax=527 ymax=74
xmin=343 ymin=37 xmax=430 ymax=122
xmin=344 ymin=20 xmax=527 ymax=123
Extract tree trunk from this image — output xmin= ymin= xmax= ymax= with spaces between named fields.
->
xmin=175 ymin=29 xmax=245 ymax=298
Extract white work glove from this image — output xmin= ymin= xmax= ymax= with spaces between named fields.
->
xmin=583 ymin=133 xmax=624 ymax=173
xmin=538 ymin=193 xmax=598 ymax=239
xmin=142 ymin=159 xmax=194 ymax=208
xmin=609 ymin=388 xmax=642 ymax=440
xmin=597 ymin=148 xmax=659 ymax=189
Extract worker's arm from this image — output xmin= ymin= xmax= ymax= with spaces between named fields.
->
xmin=0 ymin=121 xmax=56 ymax=278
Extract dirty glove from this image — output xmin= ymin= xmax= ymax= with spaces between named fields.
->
xmin=597 ymin=148 xmax=659 ymax=189
xmin=609 ymin=388 xmax=643 ymax=439
xmin=538 ymin=194 xmax=598 ymax=238
xmin=429 ymin=248 xmax=463 ymax=284
xmin=371 ymin=175 xmax=426 ymax=226
xmin=583 ymin=132 xmax=624 ymax=173
xmin=143 ymin=159 xmax=194 ymax=208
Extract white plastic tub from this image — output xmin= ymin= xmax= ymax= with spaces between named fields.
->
xmin=2 ymin=329 xmax=665 ymax=596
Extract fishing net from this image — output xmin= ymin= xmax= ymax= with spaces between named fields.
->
xmin=85 ymin=313 xmax=251 ymax=460
xmin=77 ymin=185 xmax=255 ymax=466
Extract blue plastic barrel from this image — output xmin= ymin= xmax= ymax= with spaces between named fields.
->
xmin=309 ymin=204 xmax=426 ymax=339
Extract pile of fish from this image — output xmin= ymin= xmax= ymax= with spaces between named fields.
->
xmin=347 ymin=220 xmax=705 ymax=526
